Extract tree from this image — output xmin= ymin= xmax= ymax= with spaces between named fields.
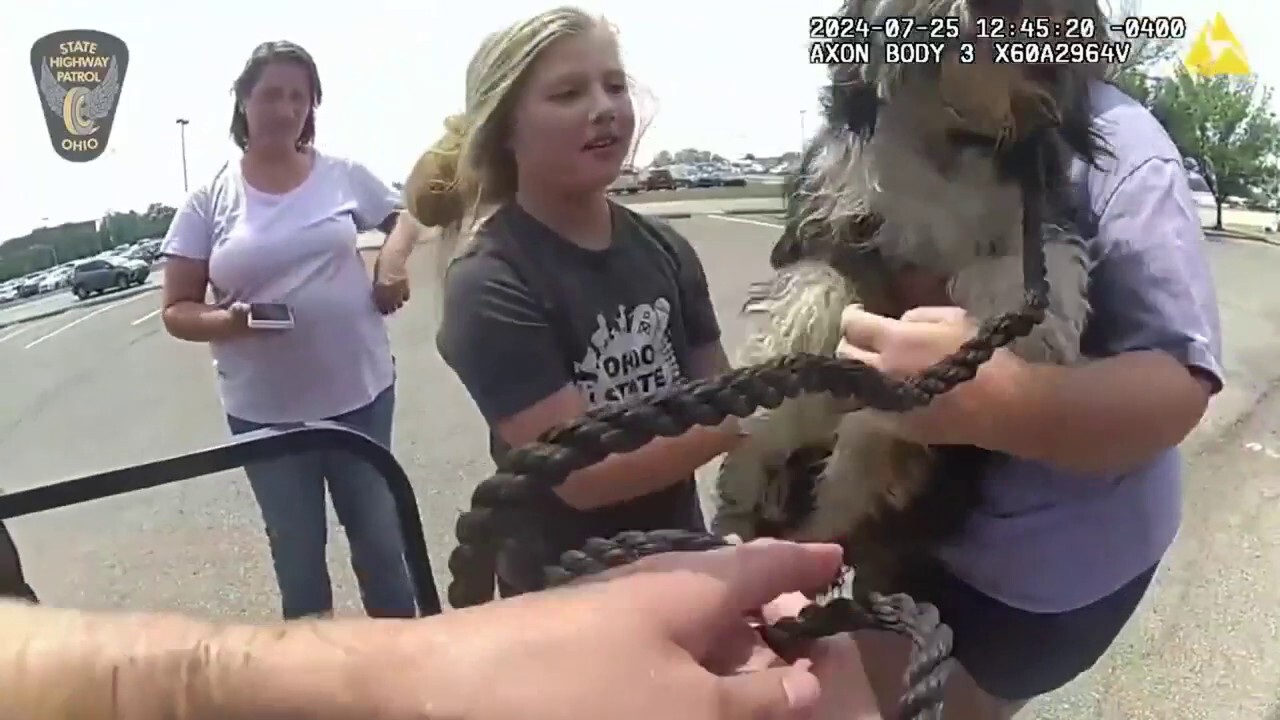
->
xmin=627 ymin=81 xmax=658 ymax=169
xmin=0 ymin=203 xmax=181 ymax=280
xmin=651 ymin=150 xmax=673 ymax=166
xmin=673 ymin=147 xmax=702 ymax=164
xmin=1153 ymin=70 xmax=1280 ymax=228
xmin=1104 ymin=0 xmax=1183 ymax=105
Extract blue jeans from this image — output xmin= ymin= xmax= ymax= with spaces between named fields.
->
xmin=227 ymin=385 xmax=416 ymax=619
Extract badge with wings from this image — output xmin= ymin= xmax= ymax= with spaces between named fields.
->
xmin=29 ymin=29 xmax=129 ymax=162
xmin=38 ymin=57 xmax=120 ymax=137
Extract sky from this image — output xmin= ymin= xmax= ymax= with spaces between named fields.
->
xmin=0 ymin=0 xmax=1271 ymax=240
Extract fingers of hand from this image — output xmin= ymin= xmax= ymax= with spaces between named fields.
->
xmin=761 ymin=591 xmax=813 ymax=624
xmin=835 ymin=339 xmax=880 ymax=369
xmin=701 ymin=539 xmax=843 ymax=616
xmin=899 ymin=305 xmax=968 ymax=325
xmin=839 ymin=306 xmax=897 ymax=354
xmin=715 ymin=663 xmax=822 ymax=720
xmin=605 ymin=540 xmax=842 ymax=657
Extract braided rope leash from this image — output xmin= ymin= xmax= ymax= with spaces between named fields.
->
xmin=448 ymin=143 xmax=1055 ymax=720
xmin=544 ymin=529 xmax=956 ymax=720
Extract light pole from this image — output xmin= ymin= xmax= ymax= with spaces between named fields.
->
xmin=31 ymin=244 xmax=58 ymax=265
xmin=175 ymin=118 xmax=190 ymax=193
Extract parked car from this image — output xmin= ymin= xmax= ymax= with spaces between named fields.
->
xmin=692 ymin=164 xmax=724 ymax=188
xmin=720 ymin=169 xmax=748 ymax=187
xmin=70 ymin=257 xmax=148 ymax=299
xmin=18 ymin=275 xmax=44 ymax=298
xmin=662 ymin=165 xmax=694 ymax=189
xmin=0 ymin=283 xmax=18 ymax=303
xmin=37 ymin=272 xmax=64 ymax=294
xmin=607 ymin=167 xmax=642 ymax=194
xmin=115 ymin=257 xmax=151 ymax=279
xmin=131 ymin=239 xmax=162 ymax=262
xmin=642 ymin=168 xmax=677 ymax=191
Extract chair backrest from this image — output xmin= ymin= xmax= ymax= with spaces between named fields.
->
xmin=0 ymin=499 xmax=38 ymax=603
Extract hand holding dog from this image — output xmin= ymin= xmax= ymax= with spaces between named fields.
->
xmin=837 ymin=305 xmax=1024 ymax=446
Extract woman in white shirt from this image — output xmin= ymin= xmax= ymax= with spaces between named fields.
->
xmin=160 ymin=41 xmax=418 ymax=619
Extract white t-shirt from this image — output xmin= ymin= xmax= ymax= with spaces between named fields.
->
xmin=161 ymin=150 xmax=399 ymax=423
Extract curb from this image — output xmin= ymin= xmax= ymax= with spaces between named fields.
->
xmin=1204 ymin=228 xmax=1280 ymax=247
xmin=0 ymin=284 xmax=160 ymax=331
xmin=646 ymin=208 xmax=783 ymax=220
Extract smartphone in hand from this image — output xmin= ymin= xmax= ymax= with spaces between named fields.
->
xmin=246 ymin=303 xmax=295 ymax=330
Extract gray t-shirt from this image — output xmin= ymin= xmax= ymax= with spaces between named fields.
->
xmin=162 ymin=151 xmax=399 ymax=423
xmin=936 ymin=81 xmax=1225 ymax=613
xmin=437 ymin=202 xmax=720 ymax=573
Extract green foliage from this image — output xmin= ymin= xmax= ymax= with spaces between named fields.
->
xmin=1103 ymin=1 xmax=1280 ymax=224
xmin=1151 ymin=70 xmax=1280 ymax=224
xmin=0 ymin=203 xmax=176 ymax=281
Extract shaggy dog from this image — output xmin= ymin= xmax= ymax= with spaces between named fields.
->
xmin=711 ymin=0 xmax=1111 ymax=595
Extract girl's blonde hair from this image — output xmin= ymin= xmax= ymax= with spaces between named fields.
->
xmin=403 ymin=7 xmax=614 ymax=256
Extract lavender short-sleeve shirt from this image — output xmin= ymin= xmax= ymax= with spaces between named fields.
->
xmin=161 ymin=151 xmax=399 ymax=423
xmin=936 ymin=82 xmax=1225 ymax=613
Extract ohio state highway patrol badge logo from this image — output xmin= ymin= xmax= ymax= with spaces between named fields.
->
xmin=30 ymin=29 xmax=129 ymax=162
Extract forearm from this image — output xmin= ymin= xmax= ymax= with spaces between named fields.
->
xmin=556 ymin=420 xmax=741 ymax=510
xmin=376 ymin=211 xmax=419 ymax=268
xmin=0 ymin=600 xmax=430 ymax=720
xmin=553 ymin=341 xmax=739 ymax=510
xmin=0 ymin=600 xmax=220 ymax=719
xmin=161 ymin=301 xmax=241 ymax=343
xmin=984 ymin=350 xmax=1211 ymax=475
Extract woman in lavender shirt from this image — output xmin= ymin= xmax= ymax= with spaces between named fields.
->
xmin=160 ymin=41 xmax=418 ymax=619
xmin=839 ymin=80 xmax=1224 ymax=715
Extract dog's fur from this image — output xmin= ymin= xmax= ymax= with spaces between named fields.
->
xmin=712 ymin=0 xmax=1111 ymax=594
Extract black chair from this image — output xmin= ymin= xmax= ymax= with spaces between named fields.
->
xmin=0 ymin=422 xmax=441 ymax=615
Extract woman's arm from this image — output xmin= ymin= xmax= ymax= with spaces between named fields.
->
xmin=160 ymin=258 xmax=248 ymax=342
xmin=438 ymin=254 xmax=739 ymax=511
xmin=979 ymin=350 xmax=1212 ymax=475
xmin=978 ymin=157 xmax=1222 ymax=474
xmin=375 ymin=210 xmax=421 ymax=269
xmin=158 ymin=189 xmax=248 ymax=343
xmin=496 ymin=387 xmax=741 ymax=510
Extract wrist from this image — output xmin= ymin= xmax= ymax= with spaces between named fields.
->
xmin=203 ymin=617 xmax=477 ymax=720
xmin=214 ymin=307 xmax=249 ymax=340
xmin=974 ymin=350 xmax=1054 ymax=456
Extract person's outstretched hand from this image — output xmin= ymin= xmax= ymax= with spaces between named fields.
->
xmin=407 ymin=539 xmax=849 ymax=720
xmin=217 ymin=539 xmax=854 ymax=720
xmin=3 ymin=541 xmax=881 ymax=720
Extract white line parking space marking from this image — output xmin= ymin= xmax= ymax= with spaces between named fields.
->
xmin=0 ymin=320 xmax=47 ymax=345
xmin=132 ymin=308 xmax=162 ymax=325
xmin=707 ymin=214 xmax=784 ymax=229
xmin=24 ymin=292 xmax=153 ymax=350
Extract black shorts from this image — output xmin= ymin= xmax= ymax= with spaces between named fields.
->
xmin=906 ymin=562 xmax=1158 ymax=701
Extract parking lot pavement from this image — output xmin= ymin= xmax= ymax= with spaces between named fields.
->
xmin=0 ymin=276 xmax=162 ymax=329
xmin=0 ymin=215 xmax=775 ymax=620
xmin=3 ymin=215 xmax=1279 ymax=715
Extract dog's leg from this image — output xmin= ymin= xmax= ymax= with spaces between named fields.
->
xmin=712 ymin=395 xmax=840 ymax=539
xmin=712 ymin=261 xmax=857 ymax=539
xmin=948 ymin=232 xmax=1090 ymax=364
xmin=788 ymin=411 xmax=935 ymax=543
